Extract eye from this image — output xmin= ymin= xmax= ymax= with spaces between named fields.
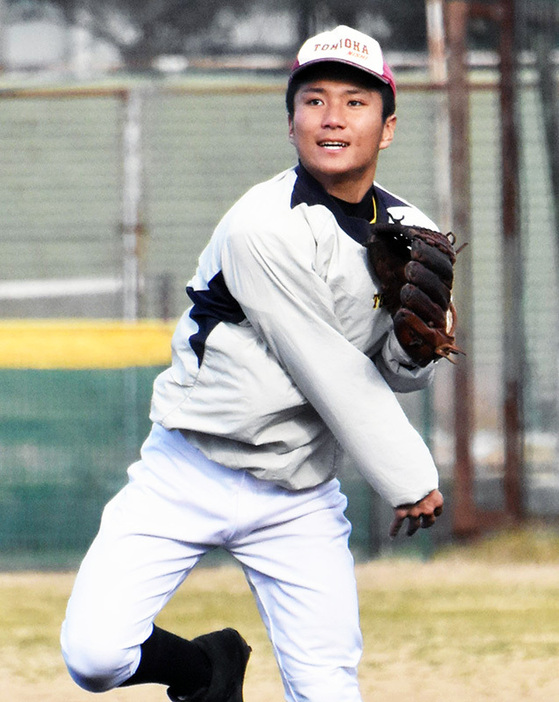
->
xmin=348 ymin=99 xmax=365 ymax=107
xmin=306 ymin=97 xmax=323 ymax=106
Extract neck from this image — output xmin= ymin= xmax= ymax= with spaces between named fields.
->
xmin=307 ymin=169 xmax=376 ymax=203
xmin=325 ymin=181 xmax=371 ymax=202
xmin=332 ymin=182 xmax=376 ymax=221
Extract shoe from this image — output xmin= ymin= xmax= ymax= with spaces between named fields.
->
xmin=167 ymin=628 xmax=251 ymax=702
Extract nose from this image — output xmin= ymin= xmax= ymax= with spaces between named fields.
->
xmin=322 ymin=102 xmax=346 ymax=129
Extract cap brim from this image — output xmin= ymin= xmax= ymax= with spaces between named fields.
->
xmin=288 ymin=57 xmax=393 ymax=94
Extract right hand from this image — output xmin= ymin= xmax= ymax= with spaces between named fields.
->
xmin=389 ymin=488 xmax=444 ymax=538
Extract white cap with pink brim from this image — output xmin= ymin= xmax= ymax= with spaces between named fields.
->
xmin=288 ymin=25 xmax=396 ymax=98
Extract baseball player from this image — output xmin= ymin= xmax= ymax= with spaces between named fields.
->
xmin=61 ymin=25 xmax=446 ymax=702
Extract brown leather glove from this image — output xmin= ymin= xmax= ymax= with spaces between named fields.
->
xmin=366 ymin=223 xmax=464 ymax=366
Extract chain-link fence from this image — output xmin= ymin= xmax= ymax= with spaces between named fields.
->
xmin=0 ymin=69 xmax=557 ymax=566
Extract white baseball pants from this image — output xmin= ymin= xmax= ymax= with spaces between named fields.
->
xmin=61 ymin=423 xmax=363 ymax=702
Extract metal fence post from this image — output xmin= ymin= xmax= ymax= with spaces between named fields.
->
xmin=426 ymin=0 xmax=453 ymax=233
xmin=499 ymin=0 xmax=526 ymax=522
xmin=121 ymin=88 xmax=146 ymax=463
xmin=446 ymin=0 xmax=478 ymax=539
xmin=121 ymin=88 xmax=146 ymax=321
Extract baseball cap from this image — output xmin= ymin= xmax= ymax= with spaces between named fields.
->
xmin=288 ymin=25 xmax=396 ymax=98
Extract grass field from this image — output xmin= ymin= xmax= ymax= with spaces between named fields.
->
xmin=2 ymin=526 xmax=559 ymax=702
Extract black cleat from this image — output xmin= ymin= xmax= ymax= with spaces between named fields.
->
xmin=167 ymin=628 xmax=251 ymax=702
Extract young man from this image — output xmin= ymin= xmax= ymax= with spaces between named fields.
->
xmin=61 ymin=25 xmax=444 ymax=702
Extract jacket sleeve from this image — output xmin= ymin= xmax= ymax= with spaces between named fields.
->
xmin=374 ymin=329 xmax=436 ymax=393
xmin=220 ymin=211 xmax=438 ymax=508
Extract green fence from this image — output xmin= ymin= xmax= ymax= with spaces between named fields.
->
xmin=0 ymin=367 xmax=154 ymax=568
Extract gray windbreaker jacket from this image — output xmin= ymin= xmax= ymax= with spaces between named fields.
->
xmin=150 ymin=165 xmax=440 ymax=506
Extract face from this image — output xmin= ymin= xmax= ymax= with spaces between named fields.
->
xmin=288 ymin=77 xmax=396 ymax=202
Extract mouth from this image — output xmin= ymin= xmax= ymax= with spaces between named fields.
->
xmin=318 ymin=141 xmax=349 ymax=150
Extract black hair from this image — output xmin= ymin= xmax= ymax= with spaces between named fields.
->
xmin=286 ymin=62 xmax=396 ymax=122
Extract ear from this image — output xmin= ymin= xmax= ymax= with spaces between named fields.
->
xmin=379 ymin=114 xmax=397 ymax=151
xmin=288 ymin=113 xmax=295 ymax=143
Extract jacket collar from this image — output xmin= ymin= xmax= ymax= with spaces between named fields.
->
xmin=291 ymin=163 xmax=389 ymax=245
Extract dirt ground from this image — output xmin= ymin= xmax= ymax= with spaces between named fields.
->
xmin=2 ymin=551 xmax=559 ymax=702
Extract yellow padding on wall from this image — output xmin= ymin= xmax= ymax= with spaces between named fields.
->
xmin=0 ymin=320 xmax=177 ymax=369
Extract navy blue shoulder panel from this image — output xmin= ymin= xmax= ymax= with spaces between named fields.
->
xmin=290 ymin=164 xmax=392 ymax=243
xmin=374 ymin=185 xmax=409 ymax=221
xmin=187 ymin=271 xmax=245 ymax=366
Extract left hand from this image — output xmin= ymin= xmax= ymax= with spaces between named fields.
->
xmin=389 ymin=488 xmax=444 ymax=538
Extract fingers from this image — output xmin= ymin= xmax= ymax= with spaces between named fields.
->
xmin=402 ymin=513 xmax=426 ymax=537
xmin=389 ymin=511 xmax=435 ymax=539
xmin=389 ymin=491 xmax=444 ymax=539
xmin=389 ymin=513 xmax=405 ymax=539
xmin=388 ymin=509 xmax=422 ymax=539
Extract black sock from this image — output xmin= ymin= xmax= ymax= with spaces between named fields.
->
xmin=121 ymin=625 xmax=212 ymax=693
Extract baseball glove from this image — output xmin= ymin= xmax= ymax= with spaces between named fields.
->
xmin=366 ymin=222 xmax=464 ymax=366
